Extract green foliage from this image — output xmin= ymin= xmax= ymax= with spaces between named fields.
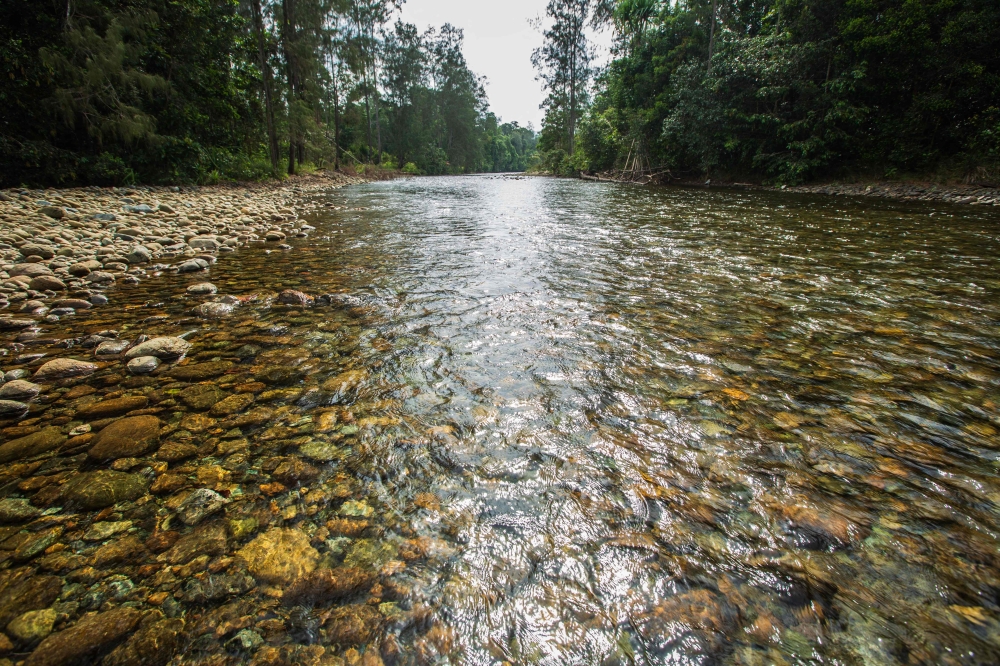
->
xmin=0 ymin=0 xmax=527 ymax=186
xmin=579 ymin=0 xmax=1000 ymax=183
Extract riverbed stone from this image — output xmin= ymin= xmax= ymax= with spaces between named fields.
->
xmin=192 ymin=301 xmax=236 ymax=318
xmin=101 ymin=616 xmax=184 ymax=666
xmin=166 ymin=360 xmax=232 ymax=381
xmin=127 ymin=356 xmax=160 ymax=374
xmin=77 ymin=395 xmax=149 ymax=419
xmin=209 ymin=393 xmax=254 ymax=416
xmin=159 ymin=523 xmax=228 ymax=564
xmin=23 ymin=606 xmax=142 ymax=666
xmin=278 ymin=289 xmax=313 ymax=306
xmin=94 ymin=340 xmax=130 ymax=357
xmin=61 ymin=470 xmax=150 ymax=509
xmin=0 ymin=427 xmax=66 ymax=463
xmin=0 ymin=574 xmax=62 ymax=629
xmin=236 ymin=528 xmax=319 ymax=586
xmin=175 ymin=488 xmax=229 ymax=526
xmin=7 ymin=608 xmax=57 ymax=644
xmin=0 ymin=399 xmax=29 ymax=418
xmin=9 ymin=264 xmax=52 ymax=278
xmin=124 ymin=336 xmax=192 ymax=361
xmin=0 ymin=379 xmax=41 ymax=400
xmin=0 ymin=498 xmax=42 ymax=523
xmin=28 ymin=276 xmax=66 ymax=292
xmin=88 ymin=415 xmax=161 ymax=459
xmin=179 ymin=384 xmax=227 ymax=410
xmin=33 ymin=358 xmax=97 ymax=380
xmin=187 ymin=282 xmax=217 ymax=295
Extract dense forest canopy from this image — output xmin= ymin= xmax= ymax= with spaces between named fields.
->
xmin=533 ymin=0 xmax=1000 ymax=183
xmin=0 ymin=0 xmax=537 ymax=186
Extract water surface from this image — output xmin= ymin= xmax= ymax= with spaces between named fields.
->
xmin=6 ymin=175 xmax=1000 ymax=666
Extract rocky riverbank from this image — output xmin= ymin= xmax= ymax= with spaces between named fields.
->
xmin=0 ymin=170 xmax=368 ymax=331
xmin=773 ymin=180 xmax=1000 ymax=206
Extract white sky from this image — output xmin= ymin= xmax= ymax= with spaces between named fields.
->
xmin=398 ymin=0 xmax=613 ymax=130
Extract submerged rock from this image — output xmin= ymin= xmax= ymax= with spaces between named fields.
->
xmin=236 ymin=528 xmax=319 ymax=586
xmin=33 ymin=357 xmax=97 ymax=380
xmin=77 ymin=395 xmax=149 ymax=419
xmin=102 ymin=616 xmax=184 ymax=666
xmin=7 ymin=608 xmax=57 ymax=644
xmin=186 ymin=282 xmax=217 ymax=295
xmin=127 ymin=356 xmax=160 ymax=374
xmin=88 ymin=415 xmax=161 ymax=459
xmin=61 ymin=470 xmax=150 ymax=509
xmin=124 ymin=336 xmax=192 ymax=361
xmin=278 ymin=289 xmax=313 ymax=306
xmin=166 ymin=360 xmax=233 ymax=381
xmin=175 ymin=488 xmax=229 ymax=526
xmin=0 ymin=379 xmax=41 ymax=400
xmin=0 ymin=498 xmax=42 ymax=523
xmin=0 ymin=427 xmax=66 ymax=464
xmin=0 ymin=399 xmax=29 ymax=418
xmin=24 ymin=606 xmax=142 ymax=666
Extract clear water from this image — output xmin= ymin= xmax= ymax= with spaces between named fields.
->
xmin=6 ymin=175 xmax=1000 ymax=665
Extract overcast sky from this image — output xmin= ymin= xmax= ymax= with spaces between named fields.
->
xmin=398 ymin=0 xmax=612 ymax=130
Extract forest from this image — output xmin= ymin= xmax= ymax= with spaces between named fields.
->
xmin=0 ymin=0 xmax=537 ymax=186
xmin=532 ymin=0 xmax=1000 ymax=184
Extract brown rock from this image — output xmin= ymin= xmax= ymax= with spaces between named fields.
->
xmin=77 ymin=395 xmax=149 ymax=419
xmin=155 ymin=441 xmax=198 ymax=462
xmin=236 ymin=528 xmax=318 ymax=586
xmin=230 ymin=407 xmax=274 ymax=427
xmin=102 ymin=616 xmax=184 ymax=666
xmin=145 ymin=530 xmax=180 ymax=553
xmin=28 ymin=276 xmax=66 ymax=292
xmin=60 ymin=470 xmax=149 ymax=509
xmin=0 ymin=427 xmax=66 ymax=464
xmin=159 ymin=523 xmax=227 ymax=565
xmin=178 ymin=384 xmax=227 ymax=410
xmin=277 ymin=289 xmax=313 ymax=306
xmin=209 ymin=393 xmax=254 ymax=417
xmin=282 ymin=566 xmax=374 ymax=606
xmin=150 ymin=474 xmax=187 ymax=495
xmin=24 ymin=606 xmax=142 ymax=666
xmin=166 ymin=361 xmax=233 ymax=382
xmin=33 ymin=358 xmax=97 ymax=381
xmin=93 ymin=534 xmax=146 ymax=566
xmin=324 ymin=604 xmax=381 ymax=646
xmin=272 ymin=457 xmax=320 ymax=485
xmin=88 ymin=415 xmax=161 ymax=460
xmin=0 ymin=572 xmax=62 ymax=628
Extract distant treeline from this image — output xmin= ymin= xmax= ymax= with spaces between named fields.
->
xmin=0 ymin=0 xmax=537 ymax=186
xmin=532 ymin=0 xmax=1000 ymax=184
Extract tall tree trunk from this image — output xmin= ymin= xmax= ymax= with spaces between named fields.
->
xmin=281 ymin=0 xmax=297 ymax=175
xmin=251 ymin=0 xmax=279 ymax=175
xmin=332 ymin=61 xmax=341 ymax=171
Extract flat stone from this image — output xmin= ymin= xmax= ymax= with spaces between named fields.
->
xmin=0 ymin=399 xmax=29 ymax=418
xmin=34 ymin=358 xmax=97 ymax=381
xmin=94 ymin=340 xmax=130 ymax=357
xmin=0 ymin=498 xmax=42 ymax=523
xmin=178 ymin=384 xmax=226 ymax=410
xmin=82 ymin=520 xmax=133 ymax=541
xmin=61 ymin=470 xmax=149 ymax=509
xmin=0 ymin=379 xmax=41 ymax=400
xmin=77 ymin=395 xmax=149 ymax=419
xmin=209 ymin=393 xmax=254 ymax=417
xmin=28 ymin=276 xmax=65 ymax=292
xmin=101 ymin=616 xmax=184 ymax=666
xmin=192 ymin=301 xmax=236 ymax=318
xmin=9 ymin=264 xmax=52 ymax=278
xmin=127 ymin=356 xmax=160 ymax=374
xmin=155 ymin=441 xmax=198 ymax=462
xmin=88 ymin=415 xmax=161 ymax=459
xmin=166 ymin=360 xmax=233 ymax=382
xmin=7 ymin=608 xmax=57 ymax=644
xmin=0 ymin=573 xmax=62 ymax=628
xmin=52 ymin=298 xmax=91 ymax=310
xmin=186 ymin=283 xmax=217 ymax=295
xmin=159 ymin=523 xmax=227 ymax=565
xmin=298 ymin=440 xmax=344 ymax=462
xmin=93 ymin=534 xmax=145 ymax=566
xmin=0 ymin=318 xmax=36 ymax=331
xmin=236 ymin=528 xmax=319 ymax=586
xmin=124 ymin=337 xmax=192 ymax=361
xmin=175 ymin=488 xmax=228 ymax=526
xmin=0 ymin=427 xmax=66 ymax=463
xmin=13 ymin=527 xmax=62 ymax=561
xmin=23 ymin=606 xmax=142 ymax=666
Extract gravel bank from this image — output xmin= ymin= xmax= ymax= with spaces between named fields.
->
xmin=771 ymin=181 xmax=1000 ymax=206
xmin=0 ymin=171 xmax=367 ymax=328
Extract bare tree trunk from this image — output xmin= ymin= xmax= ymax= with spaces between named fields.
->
xmin=251 ymin=0 xmax=279 ymax=175
xmin=332 ymin=61 xmax=341 ymax=171
xmin=282 ymin=0 xmax=297 ymax=175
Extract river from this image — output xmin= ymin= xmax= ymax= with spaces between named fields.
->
xmin=3 ymin=175 xmax=1000 ymax=665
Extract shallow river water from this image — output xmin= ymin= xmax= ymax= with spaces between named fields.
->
xmin=2 ymin=175 xmax=1000 ymax=666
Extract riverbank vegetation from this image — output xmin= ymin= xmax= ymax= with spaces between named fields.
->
xmin=532 ymin=0 xmax=1000 ymax=184
xmin=0 ymin=0 xmax=537 ymax=187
